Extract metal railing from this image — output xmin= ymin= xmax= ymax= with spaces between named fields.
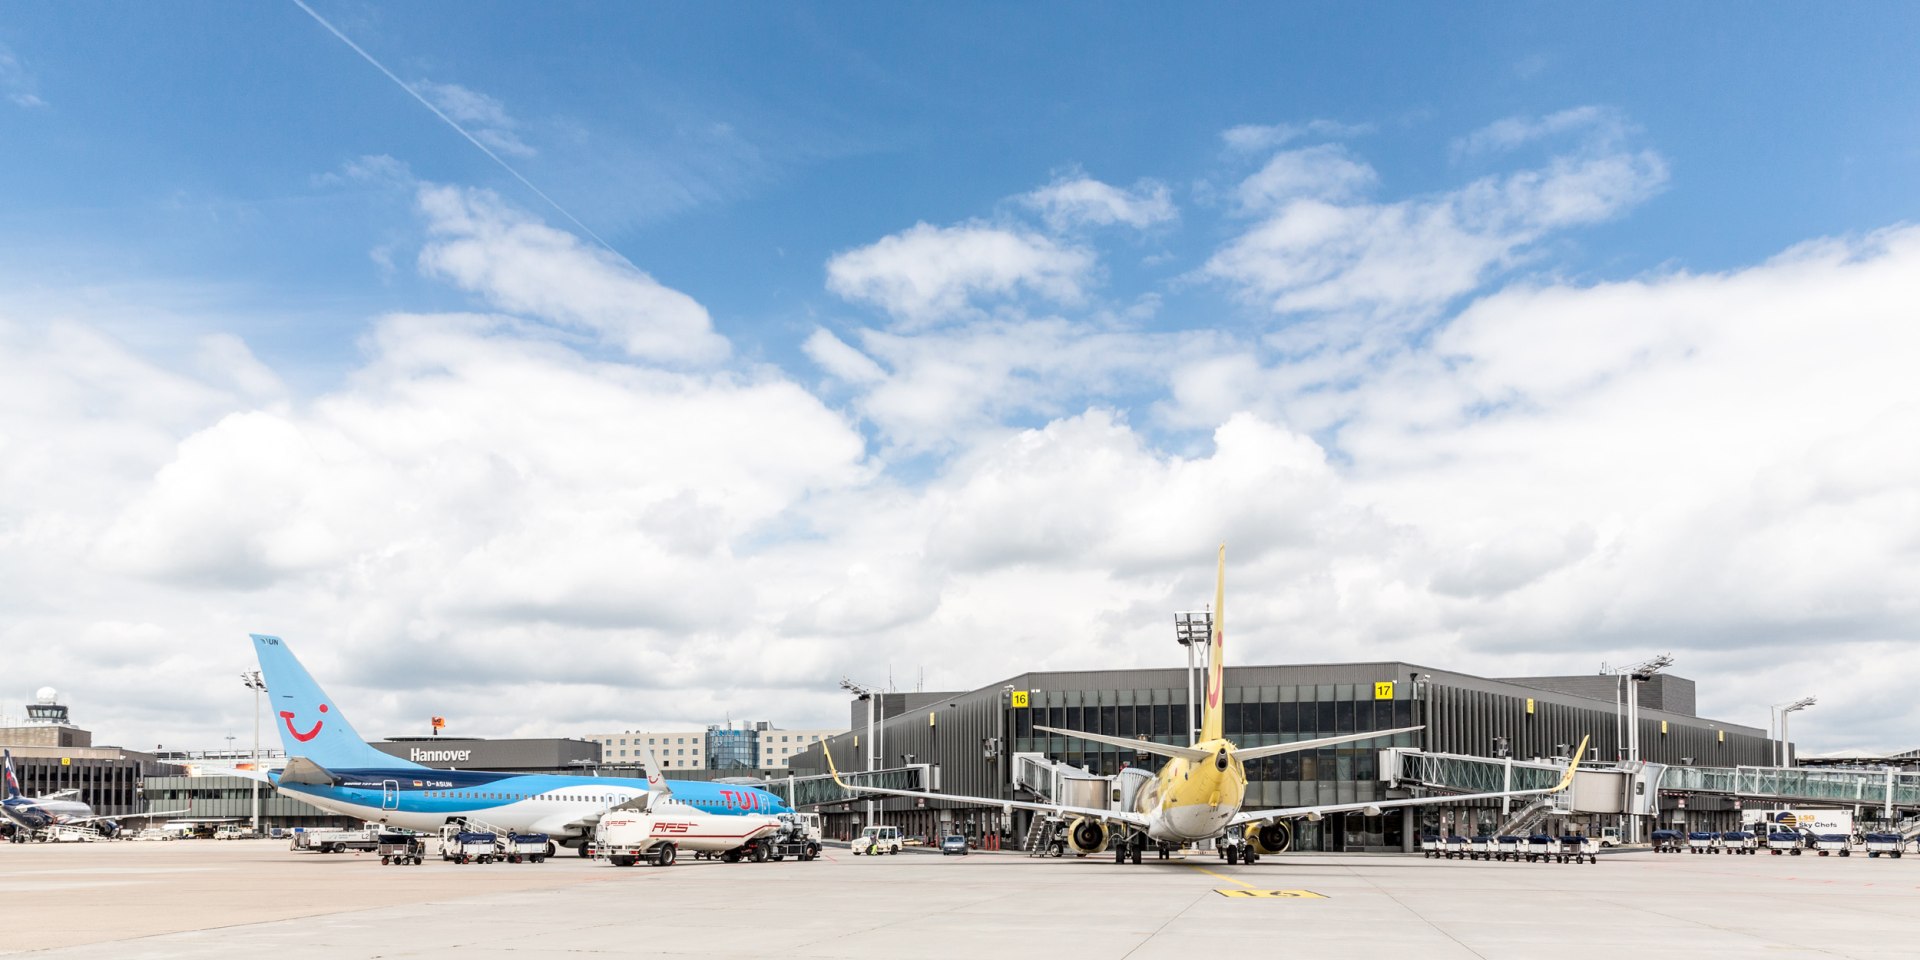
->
xmin=1386 ymin=748 xmax=1920 ymax=814
xmin=1390 ymin=751 xmax=1568 ymax=794
xmin=1656 ymin=765 xmax=1920 ymax=808
xmin=765 ymin=765 xmax=929 ymax=808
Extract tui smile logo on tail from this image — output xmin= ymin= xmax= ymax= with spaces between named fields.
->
xmin=280 ymin=704 xmax=328 ymax=742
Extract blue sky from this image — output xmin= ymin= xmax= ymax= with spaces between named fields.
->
xmin=3 ymin=4 xmax=1918 ymax=749
xmin=5 ymin=4 xmax=1916 ymax=377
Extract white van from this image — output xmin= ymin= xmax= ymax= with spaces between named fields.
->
xmin=852 ymin=825 xmax=902 ymax=856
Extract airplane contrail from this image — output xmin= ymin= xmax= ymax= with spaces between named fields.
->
xmin=290 ymin=0 xmax=618 ymax=255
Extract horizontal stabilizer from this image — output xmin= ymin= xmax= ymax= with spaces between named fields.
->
xmin=278 ymin=757 xmax=338 ymax=786
xmin=1034 ymin=725 xmax=1210 ymax=762
xmin=1233 ymin=725 xmax=1426 ymax=762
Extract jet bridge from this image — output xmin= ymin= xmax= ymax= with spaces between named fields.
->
xmin=1382 ymin=748 xmax=1920 ymax=820
xmin=765 ymin=764 xmax=930 ymax=809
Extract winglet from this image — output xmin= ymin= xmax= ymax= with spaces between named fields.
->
xmin=1551 ymin=736 xmax=1589 ymax=793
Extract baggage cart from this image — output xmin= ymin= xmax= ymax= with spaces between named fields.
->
xmin=378 ymin=834 xmax=425 ymax=866
xmin=1813 ymin=833 xmax=1851 ymax=857
xmin=1496 ymin=835 xmax=1523 ymax=861
xmin=1557 ymin=835 xmax=1597 ymax=864
xmin=1687 ymin=831 xmax=1721 ymax=854
xmin=1525 ymin=835 xmax=1558 ymax=863
xmin=1650 ymin=829 xmax=1682 ymax=853
xmin=1421 ymin=835 xmax=1444 ymax=859
xmin=1865 ymin=833 xmax=1903 ymax=859
xmin=1443 ymin=835 xmax=1469 ymax=860
xmin=1468 ymin=836 xmax=1494 ymax=860
xmin=498 ymin=832 xmax=550 ymax=863
xmin=1720 ymin=831 xmax=1758 ymax=855
xmin=448 ymin=831 xmax=497 ymax=864
xmin=1766 ymin=831 xmax=1802 ymax=855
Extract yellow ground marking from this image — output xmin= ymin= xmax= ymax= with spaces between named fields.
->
xmin=1187 ymin=862 xmax=1326 ymax=899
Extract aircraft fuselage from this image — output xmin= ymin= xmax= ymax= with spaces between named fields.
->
xmin=1135 ymin=739 xmax=1248 ymax=843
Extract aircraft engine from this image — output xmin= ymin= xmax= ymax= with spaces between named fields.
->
xmin=1067 ymin=817 xmax=1110 ymax=855
xmin=1246 ymin=821 xmax=1293 ymax=855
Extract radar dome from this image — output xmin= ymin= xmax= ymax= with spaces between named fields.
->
xmin=35 ymin=687 xmax=58 ymax=704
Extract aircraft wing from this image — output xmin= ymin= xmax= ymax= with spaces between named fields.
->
xmin=1227 ymin=736 xmax=1588 ymax=830
xmin=65 ymin=808 xmax=192 ymax=825
xmin=823 ymin=745 xmax=1149 ymax=831
xmin=1033 ymin=726 xmax=1209 ymax=763
xmin=1233 ymin=726 xmax=1426 ymax=761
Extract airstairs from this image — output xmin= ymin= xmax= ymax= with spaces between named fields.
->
xmin=1011 ymin=753 xmax=1111 ymax=854
xmin=1493 ymin=798 xmax=1557 ymax=837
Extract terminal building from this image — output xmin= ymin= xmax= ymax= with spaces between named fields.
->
xmin=787 ymin=661 xmax=1780 ymax=850
xmin=1 ymin=690 xmax=177 ymax=826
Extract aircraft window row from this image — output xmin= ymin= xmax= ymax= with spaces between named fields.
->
xmin=424 ymin=791 xmax=625 ymax=803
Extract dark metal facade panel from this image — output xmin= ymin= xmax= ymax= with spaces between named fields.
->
xmin=790 ymin=660 xmax=1780 ymax=813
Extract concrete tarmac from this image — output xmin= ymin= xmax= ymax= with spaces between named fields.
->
xmin=4 ymin=840 xmax=1920 ymax=958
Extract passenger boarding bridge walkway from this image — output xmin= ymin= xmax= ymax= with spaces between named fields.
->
xmin=1382 ymin=749 xmax=1920 ymax=819
xmin=764 ymin=764 xmax=929 ymax=809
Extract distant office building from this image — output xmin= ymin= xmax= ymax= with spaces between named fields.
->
xmin=754 ymin=728 xmax=840 ymax=771
xmin=584 ymin=730 xmax=711 ymax=769
xmin=582 ymin=723 xmax=845 ymax=774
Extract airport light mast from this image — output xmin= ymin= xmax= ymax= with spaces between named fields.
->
xmin=1174 ymin=610 xmax=1211 ymax=746
xmin=840 ymin=677 xmax=881 ymax=831
xmin=1774 ymin=696 xmax=1816 ymax=767
xmin=241 ymin=670 xmax=265 ymax=835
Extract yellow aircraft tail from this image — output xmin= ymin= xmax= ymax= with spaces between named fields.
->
xmin=1200 ymin=543 xmax=1226 ymax=743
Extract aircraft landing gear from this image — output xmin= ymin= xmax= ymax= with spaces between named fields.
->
xmin=1158 ymin=842 xmax=1172 ymax=860
xmin=1225 ymin=846 xmax=1241 ymax=865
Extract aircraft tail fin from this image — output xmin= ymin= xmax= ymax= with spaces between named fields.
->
xmin=634 ymin=738 xmax=673 ymax=805
xmin=3 ymin=749 xmax=20 ymax=799
xmin=1199 ymin=543 xmax=1227 ymax=743
xmin=250 ymin=634 xmax=423 ymax=770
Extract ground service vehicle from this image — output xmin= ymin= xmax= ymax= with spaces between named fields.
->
xmin=941 ymin=835 xmax=969 ymax=855
xmin=378 ymin=834 xmax=426 ymax=865
xmin=761 ymin=813 xmax=823 ymax=862
xmin=290 ymin=825 xmax=383 ymax=854
xmin=594 ymin=813 xmax=679 ymax=868
xmin=853 ymin=825 xmax=902 ymax=855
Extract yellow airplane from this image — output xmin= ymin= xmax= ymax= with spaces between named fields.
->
xmin=827 ymin=544 xmax=1586 ymax=864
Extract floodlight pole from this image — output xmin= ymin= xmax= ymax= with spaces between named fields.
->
xmin=1776 ymin=697 xmax=1815 ymax=768
xmin=241 ymin=671 xmax=266 ymax=834
xmin=1175 ymin=610 xmax=1211 ymax=746
xmin=842 ymin=678 xmax=881 ymax=832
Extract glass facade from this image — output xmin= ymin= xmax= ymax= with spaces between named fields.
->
xmin=706 ymin=727 xmax=756 ymax=771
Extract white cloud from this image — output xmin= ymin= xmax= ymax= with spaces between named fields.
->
xmin=1222 ymin=119 xmax=1372 ymax=154
xmin=807 ymin=316 xmax=1222 ymax=454
xmin=1455 ymin=105 xmax=1628 ymax=156
xmin=1 ymin=43 xmax=46 ymax=109
xmin=9 ymin=112 xmax=1920 ymax=754
xmin=1022 ymin=175 xmax=1176 ymax=231
xmin=1205 ymin=138 xmax=1667 ymax=319
xmin=825 ymin=222 xmax=1093 ymax=327
xmin=416 ymin=80 xmax=535 ymax=157
xmin=416 ymin=184 xmax=729 ymax=364
xmin=1235 ymin=144 xmax=1379 ymax=210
